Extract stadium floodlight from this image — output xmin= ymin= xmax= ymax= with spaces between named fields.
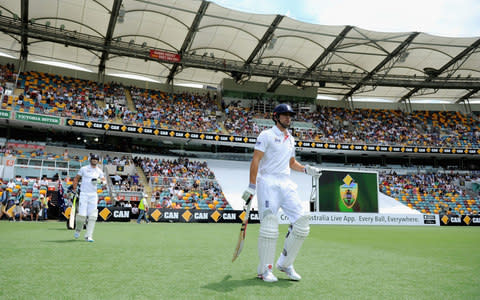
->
xmin=119 ymin=4 xmax=125 ymax=17
xmin=423 ymin=67 xmax=439 ymax=76
xmin=268 ymin=35 xmax=277 ymax=50
xmin=398 ymin=51 xmax=409 ymax=63
xmin=118 ymin=4 xmax=125 ymax=23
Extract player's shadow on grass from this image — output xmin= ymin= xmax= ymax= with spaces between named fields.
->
xmin=202 ymin=274 xmax=293 ymax=292
xmin=42 ymin=239 xmax=78 ymax=243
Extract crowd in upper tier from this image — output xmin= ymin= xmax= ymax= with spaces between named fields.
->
xmin=1 ymin=65 xmax=479 ymax=148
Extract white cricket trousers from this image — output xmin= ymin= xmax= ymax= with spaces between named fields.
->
xmin=256 ymin=174 xmax=303 ymax=223
xmin=78 ymin=192 xmax=98 ymax=217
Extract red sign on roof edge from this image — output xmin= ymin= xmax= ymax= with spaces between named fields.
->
xmin=149 ymin=49 xmax=181 ymax=62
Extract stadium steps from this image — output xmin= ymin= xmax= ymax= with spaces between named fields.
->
xmin=135 ymin=165 xmax=151 ymax=198
xmin=218 ymin=121 xmax=229 ymax=134
xmin=96 ymin=99 xmax=106 ymax=109
xmin=124 ymin=89 xmax=136 ymax=112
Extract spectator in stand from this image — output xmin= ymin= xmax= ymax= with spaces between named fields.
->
xmin=7 ymin=179 xmax=15 ymax=191
xmin=0 ymin=188 xmax=7 ymax=220
xmin=162 ymin=196 xmax=172 ymax=209
xmin=39 ymin=175 xmax=49 ymax=187
xmin=63 ymin=149 xmax=69 ymax=160
xmin=131 ymin=203 xmax=139 ymax=215
xmin=11 ymin=193 xmax=23 ymax=222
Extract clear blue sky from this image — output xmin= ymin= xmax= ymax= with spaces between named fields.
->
xmin=212 ymin=0 xmax=480 ymax=37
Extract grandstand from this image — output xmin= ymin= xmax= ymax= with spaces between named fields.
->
xmin=0 ymin=2 xmax=479 ymax=299
xmin=0 ymin=0 xmax=478 ymax=221
xmin=0 ymin=56 xmax=479 ymax=221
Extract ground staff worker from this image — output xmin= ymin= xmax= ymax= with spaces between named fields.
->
xmin=137 ymin=193 xmax=150 ymax=224
xmin=243 ymin=103 xmax=320 ymax=283
xmin=72 ymin=154 xmax=106 ymax=242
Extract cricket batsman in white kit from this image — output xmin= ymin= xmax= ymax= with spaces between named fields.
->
xmin=72 ymin=153 xmax=106 ymax=242
xmin=243 ymin=104 xmax=320 ymax=282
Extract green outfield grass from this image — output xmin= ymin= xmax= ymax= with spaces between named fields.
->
xmin=0 ymin=221 xmax=479 ymax=300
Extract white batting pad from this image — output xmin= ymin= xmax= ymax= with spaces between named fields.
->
xmin=86 ymin=215 xmax=97 ymax=240
xmin=257 ymin=211 xmax=279 ymax=275
xmin=277 ymin=214 xmax=310 ymax=268
xmin=75 ymin=215 xmax=86 ymax=233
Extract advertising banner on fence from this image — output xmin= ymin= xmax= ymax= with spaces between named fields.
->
xmin=439 ymin=214 xmax=480 ymax=226
xmin=0 ymin=109 xmax=11 ymax=119
xmin=278 ymin=212 xmax=440 ymax=226
xmin=15 ymin=112 xmax=61 ymax=125
xmin=97 ymin=207 xmax=131 ymax=222
xmin=94 ymin=207 xmax=261 ymax=224
xmin=93 ymin=207 xmax=443 ymax=226
xmin=64 ymin=118 xmax=480 ymax=155
xmin=146 ymin=208 xmax=260 ymax=223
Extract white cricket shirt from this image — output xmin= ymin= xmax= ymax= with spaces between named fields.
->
xmin=254 ymin=126 xmax=295 ymax=177
xmin=77 ymin=164 xmax=105 ymax=194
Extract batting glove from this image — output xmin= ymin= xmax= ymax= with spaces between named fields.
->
xmin=304 ymin=165 xmax=321 ymax=176
xmin=242 ymin=183 xmax=256 ymax=202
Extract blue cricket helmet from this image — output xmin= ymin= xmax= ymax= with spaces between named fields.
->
xmin=272 ymin=103 xmax=295 ymax=121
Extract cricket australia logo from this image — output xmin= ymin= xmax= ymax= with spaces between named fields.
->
xmin=339 ymin=174 xmax=358 ymax=209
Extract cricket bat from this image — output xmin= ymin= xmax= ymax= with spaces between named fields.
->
xmin=67 ymin=192 xmax=77 ymax=230
xmin=232 ymin=194 xmax=253 ymax=262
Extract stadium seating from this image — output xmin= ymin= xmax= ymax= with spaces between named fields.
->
xmin=379 ymin=172 xmax=480 ymax=215
xmin=2 ymin=64 xmax=479 ymax=149
xmin=135 ymin=156 xmax=232 ymax=210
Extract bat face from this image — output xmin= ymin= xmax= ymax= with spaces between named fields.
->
xmin=67 ymin=194 xmax=77 ymax=230
xmin=232 ymin=199 xmax=252 ymax=262
xmin=232 ymin=233 xmax=245 ymax=262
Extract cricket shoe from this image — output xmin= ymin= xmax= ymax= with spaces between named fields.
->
xmin=257 ymin=264 xmax=278 ymax=282
xmin=85 ymin=237 xmax=94 ymax=242
xmin=74 ymin=232 xmax=80 ymax=239
xmin=276 ymin=264 xmax=301 ymax=281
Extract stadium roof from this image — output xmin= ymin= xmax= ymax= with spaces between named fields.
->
xmin=0 ymin=0 xmax=479 ymax=104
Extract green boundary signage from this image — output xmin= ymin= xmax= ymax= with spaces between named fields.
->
xmin=0 ymin=109 xmax=11 ymax=119
xmin=65 ymin=118 xmax=480 ymax=156
xmin=15 ymin=112 xmax=61 ymax=125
